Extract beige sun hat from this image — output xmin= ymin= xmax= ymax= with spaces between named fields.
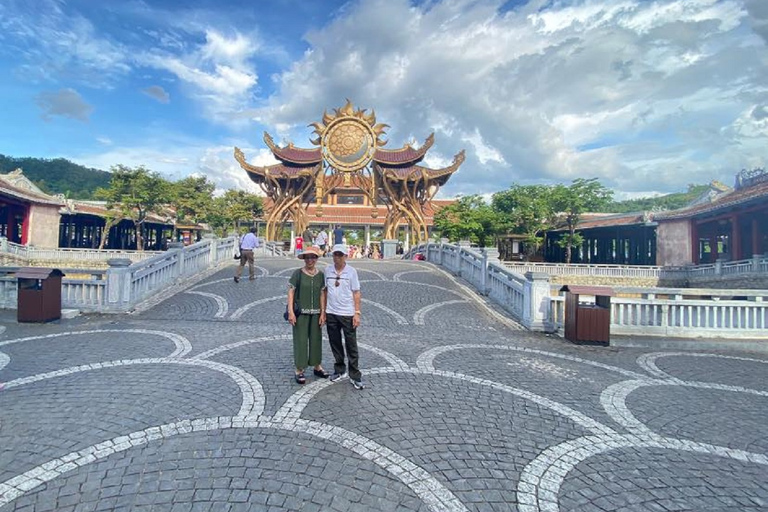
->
xmin=298 ymin=246 xmax=322 ymax=259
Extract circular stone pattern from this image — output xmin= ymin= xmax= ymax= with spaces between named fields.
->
xmin=322 ymin=118 xmax=375 ymax=172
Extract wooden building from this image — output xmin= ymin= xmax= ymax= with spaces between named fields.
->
xmin=544 ymin=170 xmax=768 ymax=266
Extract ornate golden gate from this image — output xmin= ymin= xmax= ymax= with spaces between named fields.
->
xmin=234 ymin=100 xmax=463 ymax=243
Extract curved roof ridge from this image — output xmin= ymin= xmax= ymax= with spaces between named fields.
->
xmin=373 ymin=133 xmax=435 ymax=165
xmin=234 ymin=147 xmax=318 ymax=182
xmin=263 ymin=132 xmax=322 ymax=164
xmin=377 ymin=150 xmax=465 ymax=183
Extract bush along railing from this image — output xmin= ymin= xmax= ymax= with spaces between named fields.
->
xmin=408 ymin=242 xmax=550 ymax=330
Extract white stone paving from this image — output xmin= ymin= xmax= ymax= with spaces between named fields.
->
xmin=0 ymin=329 xmax=192 ymax=359
xmin=185 ymin=291 xmax=229 ymax=318
xmin=1 ymin=264 xmax=766 ymax=511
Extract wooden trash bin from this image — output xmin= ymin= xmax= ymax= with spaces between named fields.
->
xmin=16 ymin=268 xmax=66 ymax=323
xmin=560 ymin=285 xmax=614 ymax=345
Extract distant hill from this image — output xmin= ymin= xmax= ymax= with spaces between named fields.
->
xmin=0 ymin=154 xmax=111 ymax=199
xmin=603 ymin=184 xmax=711 ymax=213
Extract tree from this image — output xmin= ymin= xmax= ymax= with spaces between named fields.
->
xmin=492 ymin=184 xmax=557 ymax=258
xmin=433 ymin=195 xmax=500 ymax=247
xmin=207 ymin=189 xmax=264 ymax=236
xmin=170 ymin=175 xmax=215 ymax=224
xmin=95 ymin=165 xmax=173 ymax=251
xmin=550 ymin=178 xmax=613 ymax=263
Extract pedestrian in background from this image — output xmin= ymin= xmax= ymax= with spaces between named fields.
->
xmin=315 ymin=228 xmax=328 ymax=254
xmin=323 ymin=243 xmax=365 ymax=389
xmin=234 ymin=226 xmax=259 ymax=283
xmin=303 ymin=226 xmax=313 ymax=245
xmin=287 ymin=246 xmax=329 ymax=384
xmin=333 ymin=224 xmax=344 ymax=245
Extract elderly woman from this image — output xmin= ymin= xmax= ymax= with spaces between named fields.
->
xmin=287 ymin=246 xmax=329 ymax=384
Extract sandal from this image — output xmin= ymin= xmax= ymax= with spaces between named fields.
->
xmin=313 ymin=368 xmax=330 ymax=378
xmin=295 ymin=372 xmax=306 ymax=384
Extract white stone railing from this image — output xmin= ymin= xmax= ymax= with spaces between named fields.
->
xmin=2 ymin=238 xmax=161 ymax=263
xmin=547 ymin=290 xmax=768 ymax=339
xmin=104 ymin=237 xmax=237 ymax=311
xmin=263 ymin=241 xmax=287 ymax=257
xmin=0 ymin=237 xmax=237 ymax=313
xmin=410 ymin=242 xmax=550 ymax=330
xmin=686 ymin=255 xmax=768 ymax=278
xmin=409 ymin=242 xmax=768 ymax=339
xmin=503 ymin=261 xmax=676 ymax=279
xmin=503 ymin=254 xmax=768 ymax=281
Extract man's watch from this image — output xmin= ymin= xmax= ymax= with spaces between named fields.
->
xmin=354 ymin=310 xmax=361 ymax=315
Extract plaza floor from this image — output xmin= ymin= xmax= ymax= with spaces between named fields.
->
xmin=0 ymin=258 xmax=766 ymax=512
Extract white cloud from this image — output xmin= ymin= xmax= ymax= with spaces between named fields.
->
xmin=139 ymin=29 xmax=258 ymax=126
xmin=0 ymin=0 xmax=130 ymax=86
xmin=35 ymin=88 xmax=93 ymax=122
xmin=251 ymin=0 xmax=768 ymax=197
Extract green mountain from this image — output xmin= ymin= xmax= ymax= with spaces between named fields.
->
xmin=0 ymin=154 xmax=111 ymax=199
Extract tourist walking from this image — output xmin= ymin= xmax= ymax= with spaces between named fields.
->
xmin=323 ymin=244 xmax=364 ymax=389
xmin=234 ymin=226 xmax=259 ymax=283
xmin=287 ymin=246 xmax=329 ymax=384
xmin=315 ymin=228 xmax=329 ymax=254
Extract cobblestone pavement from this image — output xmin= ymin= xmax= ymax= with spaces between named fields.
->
xmin=1 ymin=258 xmax=767 ymax=512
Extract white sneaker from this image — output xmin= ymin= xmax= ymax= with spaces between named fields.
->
xmin=330 ymin=372 xmax=347 ymax=382
xmin=351 ymin=379 xmax=365 ymax=390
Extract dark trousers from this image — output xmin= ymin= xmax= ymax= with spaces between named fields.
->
xmin=326 ymin=313 xmax=361 ymax=380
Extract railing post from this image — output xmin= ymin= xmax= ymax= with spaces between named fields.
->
xmin=523 ymin=271 xmax=550 ymax=331
xmin=714 ymin=259 xmax=723 ymax=275
xmin=168 ymin=242 xmax=185 ymax=278
xmin=753 ymin=254 xmax=761 ymax=273
xmin=480 ymin=247 xmax=499 ymax=295
xmin=0 ymin=236 xmax=7 ymax=252
xmin=105 ymin=258 xmax=133 ymax=312
xmin=204 ymin=235 xmax=217 ymax=263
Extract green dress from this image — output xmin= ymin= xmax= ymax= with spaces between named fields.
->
xmin=289 ymin=268 xmax=326 ymax=368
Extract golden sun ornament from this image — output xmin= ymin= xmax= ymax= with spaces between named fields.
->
xmin=309 ymin=99 xmax=389 ymax=173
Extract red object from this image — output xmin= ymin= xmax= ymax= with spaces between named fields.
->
xmin=295 ymin=237 xmax=303 ymax=250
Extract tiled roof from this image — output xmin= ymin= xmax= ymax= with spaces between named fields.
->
xmin=61 ymin=201 xmax=173 ymax=224
xmin=548 ymin=212 xmax=649 ymax=232
xmin=655 ymin=180 xmax=768 ymax=220
xmin=0 ymin=175 xmax=64 ymax=206
xmin=377 ymin=150 xmax=464 ymax=185
xmin=373 ymin=134 xmax=434 ymax=164
xmin=263 ymin=132 xmax=322 ymax=164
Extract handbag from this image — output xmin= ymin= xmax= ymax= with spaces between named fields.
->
xmin=283 ymin=269 xmax=302 ymax=321
xmin=234 ymin=252 xmax=241 ymax=260
xmin=283 ymin=302 xmax=301 ymax=321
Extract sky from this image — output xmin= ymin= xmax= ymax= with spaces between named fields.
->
xmin=1 ymin=0 xmax=767 ymax=200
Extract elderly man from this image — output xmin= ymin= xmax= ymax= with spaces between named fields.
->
xmin=322 ymin=243 xmax=364 ymax=389
xmin=234 ymin=226 xmax=259 ymax=283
